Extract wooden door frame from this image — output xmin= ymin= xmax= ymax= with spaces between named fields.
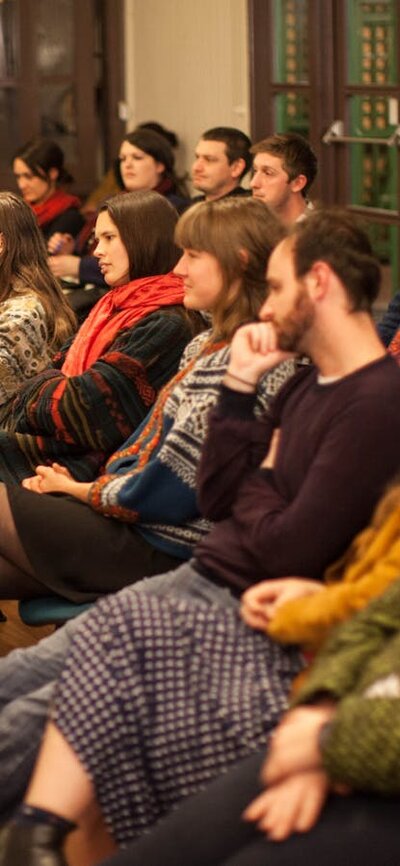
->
xmin=248 ymin=0 xmax=341 ymax=205
xmin=0 ymin=0 xmax=126 ymax=195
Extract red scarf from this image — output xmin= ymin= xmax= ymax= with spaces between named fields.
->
xmin=62 ymin=272 xmax=184 ymax=376
xmin=31 ymin=190 xmax=82 ymax=228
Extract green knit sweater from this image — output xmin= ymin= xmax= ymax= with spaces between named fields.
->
xmin=294 ymin=578 xmax=400 ymax=793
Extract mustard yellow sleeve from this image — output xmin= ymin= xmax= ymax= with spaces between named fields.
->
xmin=267 ymin=536 xmax=400 ymax=651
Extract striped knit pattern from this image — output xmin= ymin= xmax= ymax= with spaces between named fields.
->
xmin=0 ymin=310 xmax=195 ymax=483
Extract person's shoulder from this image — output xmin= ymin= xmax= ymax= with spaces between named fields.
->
xmin=268 ymin=361 xmax=316 ymax=409
xmin=165 ymin=192 xmax=190 ymax=214
xmin=115 ymin=307 xmax=189 ymax=350
xmin=353 ymin=353 xmax=400 ymax=390
xmin=1 ymin=291 xmax=45 ymax=317
xmin=181 ymin=329 xmax=213 ymax=360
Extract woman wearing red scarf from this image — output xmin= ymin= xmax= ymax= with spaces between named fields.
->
xmin=12 ymin=138 xmax=84 ymax=242
xmin=0 ymin=190 xmax=203 ymax=484
xmin=47 ymin=129 xmax=190 ymax=289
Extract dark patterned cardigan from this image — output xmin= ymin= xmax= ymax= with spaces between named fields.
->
xmin=0 ymin=308 xmax=196 ymax=483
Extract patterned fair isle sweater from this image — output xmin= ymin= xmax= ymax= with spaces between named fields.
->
xmin=0 ymin=292 xmax=52 ymax=426
xmin=88 ymin=331 xmax=296 ymax=560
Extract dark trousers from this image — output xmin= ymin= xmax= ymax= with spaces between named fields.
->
xmin=101 ymin=749 xmax=400 ymax=866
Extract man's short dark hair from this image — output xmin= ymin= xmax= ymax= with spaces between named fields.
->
xmin=291 ymin=207 xmax=381 ymax=312
xmin=201 ymin=127 xmax=252 ymax=178
xmin=251 ymin=133 xmax=317 ymax=197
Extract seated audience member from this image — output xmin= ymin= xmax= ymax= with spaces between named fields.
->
xmin=81 ymin=121 xmax=184 ymax=216
xmin=259 ymin=478 xmax=400 ymax=650
xmin=0 ymin=192 xmax=76 ymax=425
xmin=0 ymin=209 xmax=400 ymax=859
xmin=191 ymin=126 xmax=252 ymax=202
xmin=0 ymin=198 xmax=289 ymax=603
xmin=89 ymin=577 xmax=400 ymax=866
xmin=117 ymin=127 xmax=190 ymax=211
xmin=49 ymin=128 xmax=190 ymax=289
xmin=250 ymin=132 xmax=317 ymax=225
xmin=12 ymin=138 xmax=84 ymax=241
xmin=0 ymin=190 xmax=200 ymax=480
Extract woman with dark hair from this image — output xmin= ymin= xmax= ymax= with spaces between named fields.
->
xmin=116 ymin=128 xmax=189 ymax=211
xmin=0 ymin=192 xmax=76 ymax=423
xmin=12 ymin=138 xmax=84 ymax=241
xmin=0 ymin=189 xmax=201 ymax=480
xmin=48 ymin=129 xmax=189 ymax=294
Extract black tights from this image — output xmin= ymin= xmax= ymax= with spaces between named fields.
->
xmin=0 ymin=484 xmax=49 ymax=599
xmin=99 ymin=751 xmax=400 ymax=866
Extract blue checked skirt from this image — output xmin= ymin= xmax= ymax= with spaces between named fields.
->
xmin=52 ymin=587 xmax=304 ymax=846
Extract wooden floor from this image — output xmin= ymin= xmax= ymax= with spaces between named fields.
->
xmin=0 ymin=601 xmax=53 ymax=657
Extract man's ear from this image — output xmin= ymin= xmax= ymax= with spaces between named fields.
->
xmin=0 ymin=233 xmax=5 ymax=256
xmin=48 ymin=167 xmax=59 ymax=183
xmin=230 ymin=158 xmax=246 ymax=180
xmin=305 ymin=261 xmax=330 ymax=300
xmin=290 ymin=173 xmax=307 ymax=194
xmin=238 ymin=247 xmax=249 ymax=268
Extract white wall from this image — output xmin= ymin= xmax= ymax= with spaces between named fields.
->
xmin=123 ymin=0 xmax=249 ymax=186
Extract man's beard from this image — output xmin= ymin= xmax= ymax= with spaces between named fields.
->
xmin=275 ymin=285 xmax=315 ymax=353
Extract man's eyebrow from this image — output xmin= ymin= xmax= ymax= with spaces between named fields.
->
xmin=256 ymin=163 xmax=278 ymax=173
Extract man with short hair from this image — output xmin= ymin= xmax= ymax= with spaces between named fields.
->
xmin=250 ymin=132 xmax=317 ymax=225
xmin=191 ymin=126 xmax=252 ymax=202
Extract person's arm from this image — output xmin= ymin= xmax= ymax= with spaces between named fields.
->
xmin=48 ymin=255 xmax=80 ymax=280
xmin=240 ymin=578 xmax=323 ymax=632
xmin=197 ymin=322 xmax=294 ymax=521
xmin=215 ymin=392 xmax=400 ymax=581
xmin=197 ymin=388 xmax=276 ymax=521
xmin=47 ymin=232 xmax=75 ymax=255
xmin=292 ymin=580 xmax=400 ymax=704
xmin=22 ymin=463 xmax=92 ymax=502
xmin=78 ymin=255 xmax=106 ymax=288
xmin=0 ymin=297 xmax=51 ymax=407
xmin=267 ymin=524 xmax=400 ymax=649
xmin=321 ymin=691 xmax=400 ymax=793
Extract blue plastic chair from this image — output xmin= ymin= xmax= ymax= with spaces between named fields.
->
xmin=19 ymin=597 xmax=93 ymax=627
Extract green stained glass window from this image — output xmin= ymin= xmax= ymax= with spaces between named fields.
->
xmin=347 ymin=0 xmax=397 ymax=85
xmin=273 ymin=0 xmax=309 ymax=84
xmin=274 ymin=92 xmax=310 ymax=137
xmin=349 ymin=95 xmax=398 ymax=212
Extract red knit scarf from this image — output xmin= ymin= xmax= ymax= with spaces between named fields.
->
xmin=31 ymin=190 xmax=82 ymax=228
xmin=62 ymin=272 xmax=185 ymax=376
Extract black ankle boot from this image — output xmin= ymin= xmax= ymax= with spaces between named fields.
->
xmin=0 ymin=821 xmax=69 ymax=866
